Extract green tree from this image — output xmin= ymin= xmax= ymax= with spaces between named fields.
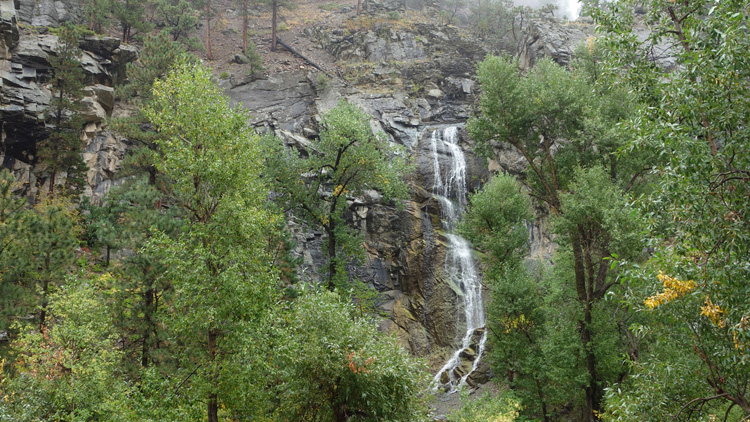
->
xmin=114 ymin=31 xmax=185 ymax=185
xmin=145 ymin=58 xmax=280 ymax=422
xmin=38 ymin=24 xmax=86 ymax=198
xmin=112 ymin=0 xmax=154 ymax=43
xmin=459 ymin=173 xmax=554 ymax=420
xmin=271 ymin=289 xmax=429 ymax=422
xmin=265 ymin=100 xmax=411 ymax=290
xmin=1 ymin=275 xmax=131 ymax=421
xmin=467 ymin=54 xmax=643 ymax=421
xmin=25 ymin=197 xmax=79 ymax=331
xmin=152 ymin=0 xmax=201 ymax=47
xmin=589 ymin=0 xmax=750 ymax=418
xmin=85 ymin=0 xmax=111 ymax=33
xmin=0 ymin=170 xmax=33 ymax=335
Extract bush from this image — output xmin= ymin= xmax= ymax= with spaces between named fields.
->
xmin=271 ymin=290 xmax=429 ymax=421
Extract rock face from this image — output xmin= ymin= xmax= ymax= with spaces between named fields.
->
xmin=0 ymin=0 xmax=135 ymax=201
xmin=516 ymin=18 xmax=596 ymax=70
xmin=16 ymin=0 xmax=83 ymax=27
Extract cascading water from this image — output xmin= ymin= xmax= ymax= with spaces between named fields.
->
xmin=428 ymin=126 xmax=488 ymax=392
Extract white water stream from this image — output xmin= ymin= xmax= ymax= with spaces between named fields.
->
xmin=429 ymin=127 xmax=488 ymax=392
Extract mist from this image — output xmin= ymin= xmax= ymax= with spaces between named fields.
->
xmin=513 ymin=0 xmax=581 ymax=20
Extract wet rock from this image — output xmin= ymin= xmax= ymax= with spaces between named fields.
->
xmin=459 ymin=347 xmax=476 ymax=361
xmin=17 ymin=0 xmax=84 ymax=27
xmin=517 ymin=19 xmax=596 ymax=70
xmin=225 ymin=71 xmax=316 ymax=132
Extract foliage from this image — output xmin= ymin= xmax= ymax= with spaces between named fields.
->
xmin=467 ymin=53 xmax=643 ymax=420
xmin=1 ymin=276 xmax=130 ymax=421
xmin=152 ymin=0 xmax=201 ymax=48
xmin=265 ymin=100 xmax=411 ymax=290
xmin=271 ymin=289 xmax=429 ymax=422
xmin=588 ymin=0 xmax=750 ymax=417
xmin=118 ymin=31 xmax=186 ymax=103
xmin=25 ymin=197 xmax=80 ymax=331
xmin=145 ymin=58 xmax=281 ymax=421
xmin=85 ymin=0 xmax=111 ymax=33
xmin=112 ymin=0 xmax=154 ymax=43
xmin=447 ymin=391 xmax=521 ymax=422
xmin=113 ymin=32 xmax=186 ymax=186
xmin=459 ymin=172 xmax=531 ymax=277
xmin=0 ymin=170 xmax=33 ymax=333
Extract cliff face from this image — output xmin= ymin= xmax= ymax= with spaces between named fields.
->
xmin=0 ymin=0 xmax=136 ymax=201
xmin=1 ymin=0 xmax=583 ymax=377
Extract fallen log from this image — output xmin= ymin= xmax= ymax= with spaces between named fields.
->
xmin=275 ymin=37 xmax=335 ymax=79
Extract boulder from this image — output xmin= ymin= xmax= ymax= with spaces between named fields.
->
xmin=83 ymin=84 xmax=114 ymax=114
xmin=80 ymin=96 xmax=106 ymax=123
xmin=78 ymin=35 xmax=120 ymax=58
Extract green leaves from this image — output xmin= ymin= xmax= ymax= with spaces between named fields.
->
xmin=271 ymin=290 xmax=428 ymax=422
xmin=265 ymin=99 xmax=411 ymax=289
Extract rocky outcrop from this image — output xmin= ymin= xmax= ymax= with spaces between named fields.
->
xmin=1 ymin=1 xmax=135 ymax=200
xmin=224 ymin=71 xmax=318 ymax=133
xmin=16 ymin=0 xmax=83 ymax=27
xmin=517 ymin=19 xmax=596 ymax=70
xmin=0 ymin=0 xmax=19 ymax=59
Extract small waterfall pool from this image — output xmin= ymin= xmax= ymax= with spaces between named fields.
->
xmin=427 ymin=126 xmax=488 ymax=393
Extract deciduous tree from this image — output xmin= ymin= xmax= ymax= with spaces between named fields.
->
xmin=145 ymin=58 xmax=280 ymax=422
xmin=265 ymin=100 xmax=411 ymax=290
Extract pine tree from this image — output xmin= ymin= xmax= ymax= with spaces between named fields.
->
xmin=112 ymin=0 xmax=154 ymax=43
xmin=25 ymin=196 xmax=79 ymax=331
xmin=259 ymin=0 xmax=295 ymax=51
xmin=85 ymin=0 xmax=112 ymax=34
xmin=38 ymin=24 xmax=86 ymax=199
xmin=152 ymin=0 xmax=201 ymax=48
xmin=114 ymin=31 xmax=185 ymax=185
xmin=0 ymin=170 xmax=33 ymax=334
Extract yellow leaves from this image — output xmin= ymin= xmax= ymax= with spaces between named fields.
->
xmin=501 ymin=314 xmax=532 ymax=334
xmin=700 ymin=296 xmax=726 ymax=328
xmin=644 ymin=271 xmax=696 ymax=309
xmin=586 ymin=36 xmax=596 ymax=54
xmin=333 ymin=185 xmax=344 ymax=196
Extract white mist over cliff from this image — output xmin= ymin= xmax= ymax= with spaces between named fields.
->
xmin=514 ymin=0 xmax=581 ymax=20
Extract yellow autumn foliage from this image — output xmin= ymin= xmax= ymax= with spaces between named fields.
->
xmin=644 ymin=272 xmax=696 ymax=309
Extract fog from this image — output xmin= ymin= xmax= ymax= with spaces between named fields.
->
xmin=514 ymin=0 xmax=581 ymax=20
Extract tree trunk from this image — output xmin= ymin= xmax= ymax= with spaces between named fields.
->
xmin=207 ymin=327 xmax=219 ymax=422
xmin=326 ymin=222 xmax=336 ymax=291
xmin=242 ymin=0 xmax=248 ymax=53
xmin=271 ymin=1 xmax=277 ymax=51
xmin=356 ymin=0 xmax=361 ymax=15
xmin=39 ymin=250 xmax=52 ymax=331
xmin=206 ymin=0 xmax=213 ymax=60
xmin=141 ymin=283 xmax=154 ymax=367
xmin=39 ymin=279 xmax=49 ymax=331
xmin=48 ymin=171 xmax=56 ymax=198
xmin=535 ymin=378 xmax=550 ymax=422
xmin=572 ymin=228 xmax=600 ymax=421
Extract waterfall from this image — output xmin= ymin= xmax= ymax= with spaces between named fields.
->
xmin=429 ymin=127 xmax=488 ymax=392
